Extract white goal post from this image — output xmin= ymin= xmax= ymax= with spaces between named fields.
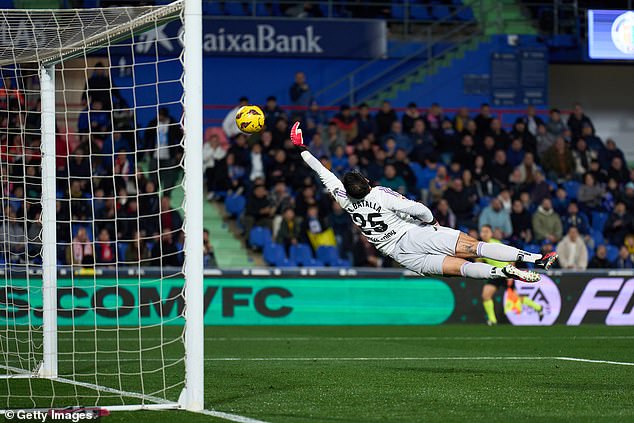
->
xmin=0 ymin=0 xmax=204 ymax=413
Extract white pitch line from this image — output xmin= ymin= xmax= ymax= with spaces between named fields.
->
xmin=555 ymin=356 xmax=634 ymax=367
xmin=53 ymin=335 xmax=634 ymax=342
xmin=199 ymin=409 xmax=271 ymax=423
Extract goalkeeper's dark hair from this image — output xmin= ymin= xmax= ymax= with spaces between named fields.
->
xmin=343 ymin=171 xmax=371 ymax=199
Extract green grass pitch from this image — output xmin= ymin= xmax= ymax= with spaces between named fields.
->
xmin=3 ymin=325 xmax=634 ymax=422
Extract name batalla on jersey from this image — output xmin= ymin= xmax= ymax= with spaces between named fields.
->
xmin=346 ymin=199 xmax=381 ymax=214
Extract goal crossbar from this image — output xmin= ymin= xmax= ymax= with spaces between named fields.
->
xmin=0 ymin=0 xmax=183 ymax=66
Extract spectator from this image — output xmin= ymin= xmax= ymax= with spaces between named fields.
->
xmin=83 ymin=62 xmax=116 ymax=110
xmin=429 ymin=165 xmax=449 ymax=204
xmin=375 ymin=100 xmax=397 ymax=137
xmin=581 ymin=123 xmax=604 ymax=154
xmin=145 ymin=107 xmax=183 ymax=191
xmin=562 ymin=201 xmax=590 ymax=236
xmin=269 ymin=181 xmax=293 ymax=214
xmin=510 ymin=199 xmax=533 ymax=244
xmin=322 ymin=121 xmax=345 ymax=153
xmin=410 ymin=119 xmax=436 ymax=164
xmin=424 ymin=102 xmax=445 ymax=138
xmin=567 ymin=103 xmax=594 ymax=139
xmin=434 ymin=198 xmax=456 ymax=229
xmin=243 ymin=183 xmax=275 ymax=234
xmin=443 ymin=178 xmax=474 ymax=227
xmin=532 ymin=197 xmax=563 ymax=243
xmin=331 ymin=105 xmax=358 ymax=142
xmin=478 ymin=198 xmax=512 ymax=238
xmin=380 ymin=164 xmax=406 ymax=195
xmin=354 ymin=103 xmax=377 ymax=142
xmin=383 ymin=121 xmax=412 ymax=153
xmin=618 ymin=182 xmax=634 ymax=210
xmin=588 ymin=245 xmax=610 ymax=269
xmin=556 ymin=227 xmax=588 ymax=270
xmin=276 ymin=207 xmax=303 ymax=252
xmin=452 ymin=106 xmax=470 ymax=133
xmin=308 ymin=132 xmax=329 ymax=159
xmin=401 ymin=102 xmax=421 ymax=134
xmin=203 ymin=229 xmax=217 ymax=268
xmin=613 ymin=246 xmax=634 ymax=269
xmin=263 ymin=96 xmax=285 ymax=129
xmin=226 ymin=153 xmax=248 ymax=195
xmin=305 ymin=100 xmax=327 ymax=128
xmin=599 ymin=138 xmax=626 ymax=170
xmin=604 ymin=202 xmax=632 ymax=246
xmin=542 ymin=137 xmax=575 ymax=181
xmin=536 ymin=123 xmax=556 ymax=158
xmin=66 ymin=226 xmax=94 ymax=267
xmin=453 ymin=135 xmax=477 ymax=171
xmin=487 ymin=118 xmax=510 ymax=149
xmin=572 ymin=138 xmax=597 ymax=176
xmin=474 ymin=103 xmax=493 ymax=139
xmin=510 ymin=120 xmax=537 ymax=155
xmin=488 ymin=150 xmax=513 ymax=188
xmin=266 ymin=149 xmax=292 ymax=185
xmin=160 ymin=196 xmax=183 ymax=234
xmin=607 ymin=157 xmax=629 ymax=184
xmin=94 ymin=228 xmax=116 ymax=265
xmin=289 ymin=71 xmax=312 ymax=108
xmin=546 ymin=108 xmax=566 ymax=138
xmin=516 ymin=152 xmax=539 ymax=185
xmin=125 ymin=231 xmax=150 ymax=264
xmin=506 ymin=139 xmax=525 ymax=168
xmin=577 ymin=173 xmax=605 ymax=212
xmin=249 ymin=143 xmax=265 ymax=182
xmin=222 ymin=97 xmax=249 ymax=139
xmin=515 ymin=105 xmax=544 ymax=137
xmin=150 ymin=231 xmax=181 ymax=268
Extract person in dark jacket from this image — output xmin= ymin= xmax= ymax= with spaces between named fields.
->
xmin=588 ymin=245 xmax=610 ymax=269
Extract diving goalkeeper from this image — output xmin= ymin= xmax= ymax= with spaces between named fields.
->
xmin=291 ymin=122 xmax=558 ymax=282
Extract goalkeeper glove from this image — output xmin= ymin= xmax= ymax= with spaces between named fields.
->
xmin=290 ymin=122 xmax=305 ymax=148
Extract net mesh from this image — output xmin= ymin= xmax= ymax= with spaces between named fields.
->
xmin=0 ymin=1 xmax=190 ymax=409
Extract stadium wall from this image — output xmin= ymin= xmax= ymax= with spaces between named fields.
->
xmin=3 ymin=271 xmax=633 ymax=326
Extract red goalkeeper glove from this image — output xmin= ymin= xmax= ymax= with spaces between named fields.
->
xmin=290 ymin=121 xmax=305 ymax=148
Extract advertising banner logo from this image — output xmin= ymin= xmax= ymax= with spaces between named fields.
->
xmin=504 ymin=276 xmax=561 ymax=326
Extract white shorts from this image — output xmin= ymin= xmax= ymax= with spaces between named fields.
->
xmin=392 ymin=225 xmax=461 ymax=276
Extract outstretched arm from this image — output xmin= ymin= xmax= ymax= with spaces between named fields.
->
xmin=291 ymin=122 xmax=344 ymax=196
xmin=379 ymin=187 xmax=436 ymax=225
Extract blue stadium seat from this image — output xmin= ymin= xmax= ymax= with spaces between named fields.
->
xmin=479 ymin=196 xmax=492 ymax=208
xmin=564 ymin=181 xmax=580 ymax=200
xmin=335 ymin=258 xmax=352 ymax=267
xmin=590 ymin=229 xmax=605 ymax=247
xmin=263 ymin=243 xmax=286 ymax=266
xmin=276 ymin=257 xmax=297 ymax=267
xmin=410 ymin=5 xmax=432 ymax=20
xmin=304 ymin=258 xmax=324 ymax=267
xmin=586 ymin=245 xmax=594 ymax=261
xmin=118 ymin=242 xmax=129 ymax=260
xmin=316 ymin=246 xmax=340 ymax=266
xmin=606 ymin=245 xmax=619 ymax=263
xmin=591 ymin=211 xmax=609 ymax=233
xmin=289 ymin=243 xmax=314 ymax=266
xmin=524 ymin=244 xmax=541 ymax=254
xmin=0 ymin=0 xmax=12 ymax=7
xmin=203 ymin=2 xmax=224 ymax=15
xmin=225 ymin=194 xmax=246 ymax=218
xmin=431 ymin=5 xmax=452 ymax=19
xmin=456 ymin=6 xmax=474 ymax=21
xmin=223 ymin=2 xmax=249 ymax=16
xmin=391 ymin=4 xmax=406 ymax=19
xmin=249 ymin=226 xmax=272 ymax=249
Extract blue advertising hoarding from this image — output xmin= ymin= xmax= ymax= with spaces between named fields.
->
xmin=132 ymin=17 xmax=387 ymax=59
xmin=588 ymin=10 xmax=634 ymax=60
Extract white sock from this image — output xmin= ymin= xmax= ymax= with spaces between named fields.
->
xmin=477 ymin=242 xmax=542 ymax=263
xmin=460 ymin=262 xmax=505 ymax=280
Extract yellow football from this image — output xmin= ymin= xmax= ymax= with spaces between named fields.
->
xmin=235 ymin=105 xmax=265 ymax=134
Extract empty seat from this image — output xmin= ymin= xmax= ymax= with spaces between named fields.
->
xmin=263 ymin=243 xmax=286 ymax=266
xmin=605 ymin=245 xmax=619 ymax=263
xmin=225 ymin=194 xmax=246 ymax=218
xmin=316 ymin=246 xmax=340 ymax=266
xmin=591 ymin=211 xmax=609 ymax=233
xmin=249 ymin=226 xmax=272 ymax=249
xmin=289 ymin=243 xmax=314 ymax=266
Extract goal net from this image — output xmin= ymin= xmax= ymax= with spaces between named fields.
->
xmin=0 ymin=0 xmax=204 ymax=412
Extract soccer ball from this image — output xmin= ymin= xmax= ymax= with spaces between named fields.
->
xmin=235 ymin=105 xmax=265 ymax=134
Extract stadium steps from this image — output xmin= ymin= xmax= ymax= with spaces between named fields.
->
xmin=366 ymin=35 xmax=486 ymax=105
xmin=205 ymin=201 xmax=258 ymax=268
xmin=166 ymin=175 xmax=255 ymax=268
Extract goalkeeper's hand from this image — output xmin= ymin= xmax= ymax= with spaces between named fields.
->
xmin=290 ymin=121 xmax=305 ymax=148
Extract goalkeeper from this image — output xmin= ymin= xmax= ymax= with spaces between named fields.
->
xmin=478 ymin=225 xmax=544 ymax=325
xmin=291 ymin=122 xmax=558 ymax=282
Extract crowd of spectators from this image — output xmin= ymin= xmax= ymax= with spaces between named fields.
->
xmin=207 ymin=71 xmax=634 ymax=269
xmin=0 ymin=67 xmax=217 ymax=270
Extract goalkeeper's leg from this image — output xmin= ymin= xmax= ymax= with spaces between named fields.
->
xmin=454 ymin=232 xmax=542 ymax=263
xmin=442 ymin=256 xmax=541 ymax=283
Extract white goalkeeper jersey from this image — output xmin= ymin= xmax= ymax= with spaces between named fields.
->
xmin=301 ymin=151 xmax=434 ymax=256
